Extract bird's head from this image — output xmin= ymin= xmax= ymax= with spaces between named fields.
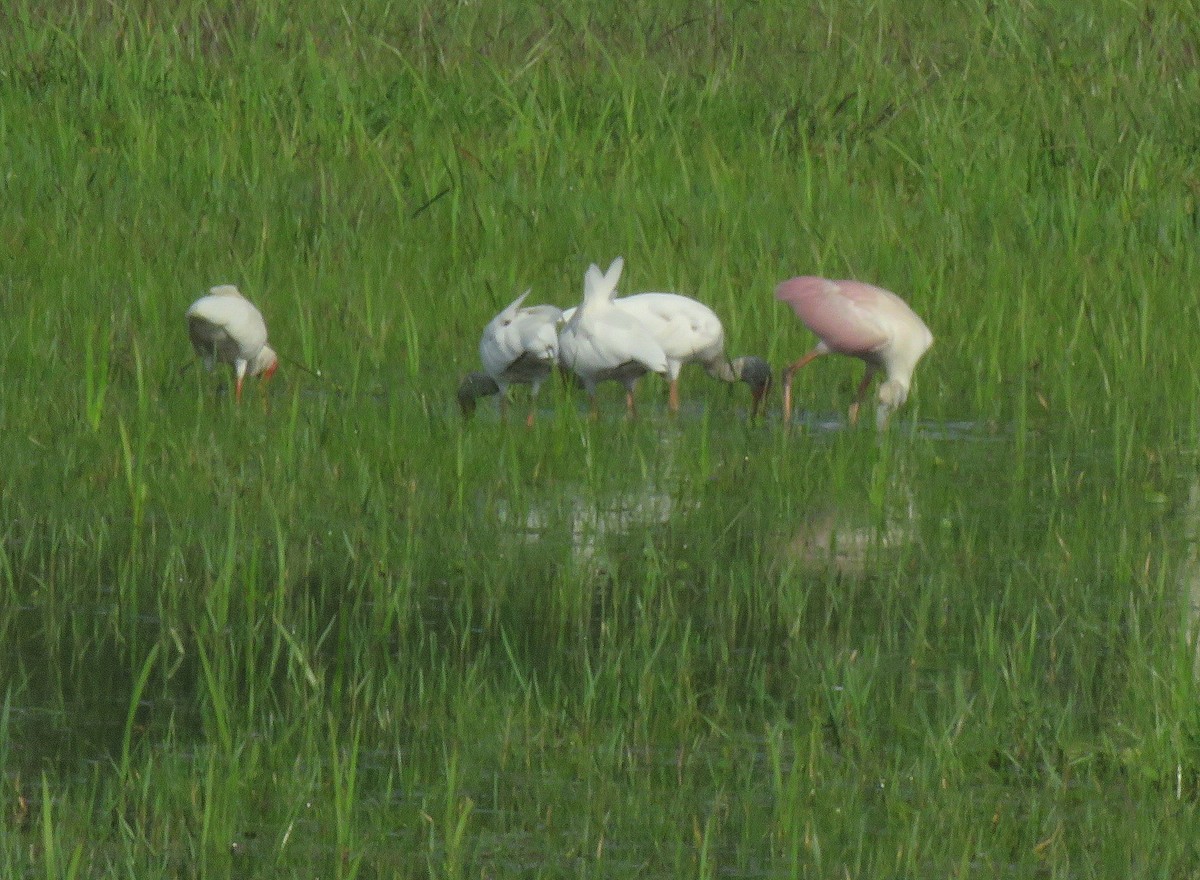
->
xmin=254 ymin=346 xmax=279 ymax=380
xmin=456 ymin=372 xmax=501 ymax=416
xmin=732 ymin=356 xmax=773 ymax=417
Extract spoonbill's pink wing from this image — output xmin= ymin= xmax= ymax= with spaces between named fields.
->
xmin=775 ymin=276 xmax=888 ymax=356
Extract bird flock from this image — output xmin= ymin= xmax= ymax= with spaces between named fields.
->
xmin=186 ymin=258 xmax=933 ymax=428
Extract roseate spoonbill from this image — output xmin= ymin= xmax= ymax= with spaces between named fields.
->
xmin=775 ymin=276 xmax=932 ymax=428
xmin=562 ymin=292 xmax=770 ymax=418
xmin=558 ymin=257 xmax=669 ymax=418
xmin=186 ymin=285 xmax=278 ymax=402
xmin=457 ymin=289 xmax=563 ymax=426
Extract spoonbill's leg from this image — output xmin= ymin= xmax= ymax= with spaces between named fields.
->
xmin=847 ymin=366 xmax=878 ymax=427
xmin=781 ymin=349 xmax=823 ymax=424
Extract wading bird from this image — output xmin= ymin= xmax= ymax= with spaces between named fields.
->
xmin=186 ymin=285 xmax=278 ymax=402
xmin=563 ymin=292 xmax=770 ymax=418
xmin=776 ymin=276 xmax=932 ymax=428
xmin=457 ymin=290 xmax=563 ymax=426
xmin=558 ymin=257 xmax=669 ymax=418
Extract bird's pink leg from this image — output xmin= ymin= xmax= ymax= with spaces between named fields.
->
xmin=847 ymin=366 xmax=878 ymax=426
xmin=499 ymin=395 xmax=509 ymax=423
xmin=625 ymin=388 xmax=637 ymax=419
xmin=668 ymin=379 xmax=680 ymax=414
xmin=781 ymin=349 xmax=823 ymax=424
xmin=525 ymin=405 xmax=536 ymax=428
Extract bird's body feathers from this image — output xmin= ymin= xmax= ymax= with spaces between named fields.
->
xmin=563 ymin=290 xmax=769 ymax=415
xmin=186 ymin=285 xmax=277 ymax=400
xmin=558 ymin=258 xmax=669 ymax=401
xmin=459 ymin=289 xmax=563 ymax=424
xmin=776 ymin=276 xmax=931 ymax=427
xmin=479 ymin=290 xmax=562 ymax=394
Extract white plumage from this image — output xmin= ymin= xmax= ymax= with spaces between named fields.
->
xmin=557 ymin=257 xmax=669 ymax=418
xmin=458 ymin=290 xmax=563 ymax=425
xmin=562 ymin=291 xmax=770 ymax=416
xmin=186 ymin=284 xmax=277 ymax=401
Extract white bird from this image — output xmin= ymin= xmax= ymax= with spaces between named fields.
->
xmin=186 ymin=284 xmax=278 ymax=402
xmin=776 ymin=276 xmax=933 ymax=428
xmin=457 ymin=290 xmax=563 ymax=426
xmin=561 ymin=292 xmax=771 ymax=418
xmin=558 ymin=257 xmax=669 ymax=418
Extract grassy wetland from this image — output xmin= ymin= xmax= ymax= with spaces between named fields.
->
xmin=5 ymin=0 xmax=1200 ymax=875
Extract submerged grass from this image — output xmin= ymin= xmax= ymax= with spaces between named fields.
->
xmin=4 ymin=0 xmax=1200 ymax=876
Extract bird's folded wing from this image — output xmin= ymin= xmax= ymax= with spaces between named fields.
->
xmin=776 ymin=277 xmax=889 ymax=354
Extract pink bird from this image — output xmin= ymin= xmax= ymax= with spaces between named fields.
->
xmin=776 ymin=276 xmax=932 ymax=428
xmin=186 ymin=285 xmax=278 ymax=402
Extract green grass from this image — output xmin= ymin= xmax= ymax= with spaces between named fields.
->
xmin=4 ymin=0 xmax=1200 ymax=876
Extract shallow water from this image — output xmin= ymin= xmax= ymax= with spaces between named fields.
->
xmin=3 ymin=412 xmax=1196 ymax=876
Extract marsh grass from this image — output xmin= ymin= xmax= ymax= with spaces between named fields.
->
xmin=5 ymin=0 xmax=1200 ymax=876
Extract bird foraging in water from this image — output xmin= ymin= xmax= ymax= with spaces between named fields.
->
xmin=775 ymin=276 xmax=932 ymax=428
xmin=186 ymin=284 xmax=278 ymax=402
xmin=557 ymin=257 xmax=669 ymax=418
xmin=457 ymin=289 xmax=563 ymax=426
xmin=562 ymin=291 xmax=770 ymax=419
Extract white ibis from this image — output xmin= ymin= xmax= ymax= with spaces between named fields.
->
xmin=186 ymin=284 xmax=278 ymax=402
xmin=562 ymin=292 xmax=770 ymax=418
xmin=457 ymin=289 xmax=563 ymax=426
xmin=557 ymin=257 xmax=669 ymax=418
xmin=775 ymin=276 xmax=932 ymax=428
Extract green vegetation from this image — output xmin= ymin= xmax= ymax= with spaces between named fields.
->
xmin=4 ymin=0 xmax=1200 ymax=876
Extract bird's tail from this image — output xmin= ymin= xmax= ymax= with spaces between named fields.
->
xmin=582 ymin=256 xmax=624 ymax=304
xmin=497 ymin=289 xmax=532 ymax=322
